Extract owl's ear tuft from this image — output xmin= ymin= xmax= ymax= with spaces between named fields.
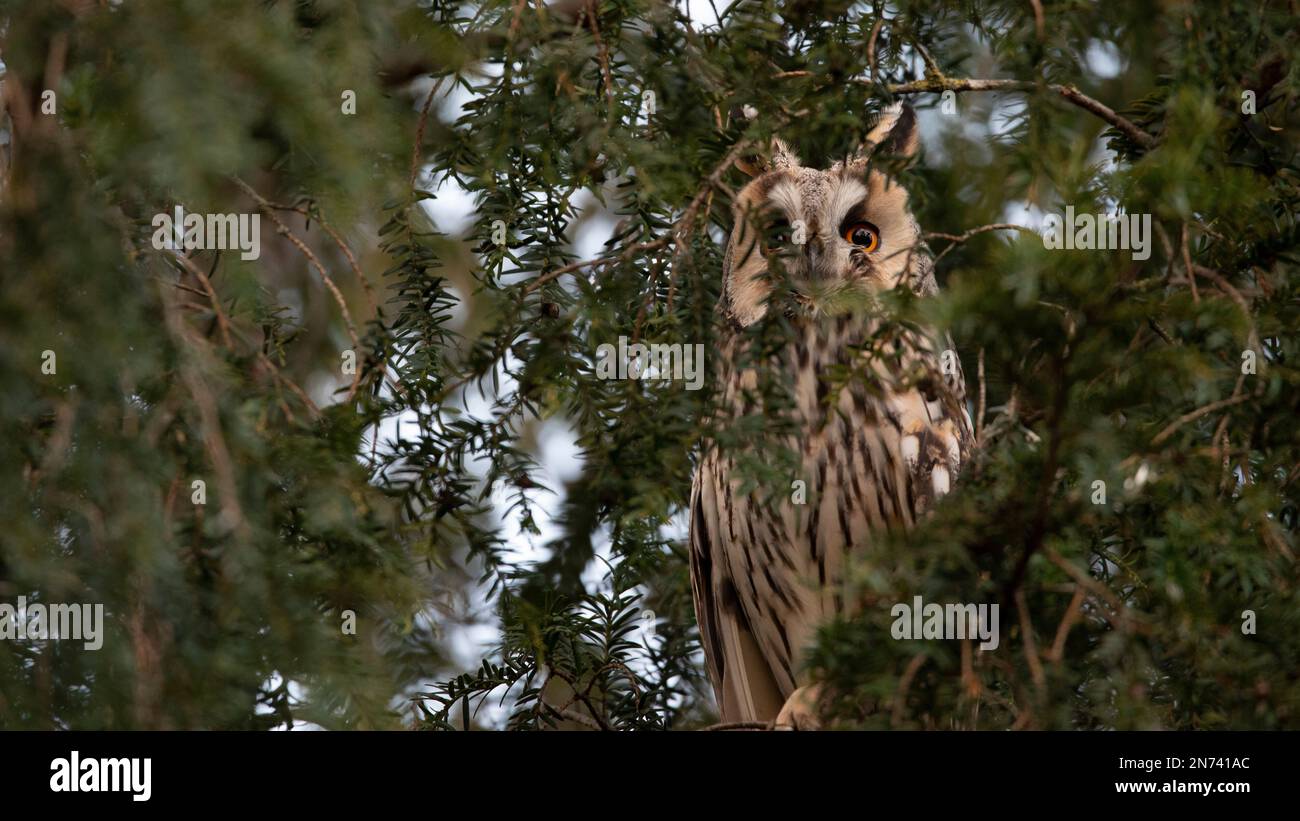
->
xmin=769 ymin=137 xmax=801 ymax=170
xmin=860 ymin=102 xmax=920 ymax=162
xmin=736 ymin=136 xmax=801 ymax=177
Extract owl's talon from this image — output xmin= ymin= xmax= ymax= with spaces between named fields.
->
xmin=773 ymin=684 xmax=824 ymax=731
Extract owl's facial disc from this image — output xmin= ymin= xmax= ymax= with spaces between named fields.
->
xmin=723 ymin=109 xmax=926 ymax=326
xmin=757 ymin=169 xmax=917 ymax=293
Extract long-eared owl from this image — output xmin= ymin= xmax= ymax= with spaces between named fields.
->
xmin=689 ymin=104 xmax=974 ymax=728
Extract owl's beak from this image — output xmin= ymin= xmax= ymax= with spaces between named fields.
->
xmin=803 ymin=235 xmax=832 ymax=279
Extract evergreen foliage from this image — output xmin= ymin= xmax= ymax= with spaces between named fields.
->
xmin=1 ymin=0 xmax=1296 ymax=729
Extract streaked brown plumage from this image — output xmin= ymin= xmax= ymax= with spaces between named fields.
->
xmin=690 ymin=104 xmax=974 ymax=727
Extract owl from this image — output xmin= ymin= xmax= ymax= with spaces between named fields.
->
xmin=689 ymin=104 xmax=974 ymax=728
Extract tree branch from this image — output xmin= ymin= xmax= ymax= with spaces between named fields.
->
xmin=1152 ymin=394 xmax=1252 ymax=446
xmin=883 ymin=77 xmax=1157 ymax=150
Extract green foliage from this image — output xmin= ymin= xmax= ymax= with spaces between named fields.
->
xmin=1 ymin=0 xmax=1296 ymax=730
xmin=0 ymin=0 xmax=442 ymax=729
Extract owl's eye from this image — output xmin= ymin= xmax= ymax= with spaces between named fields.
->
xmin=765 ymin=217 xmax=792 ymax=252
xmin=843 ymin=222 xmax=880 ymax=252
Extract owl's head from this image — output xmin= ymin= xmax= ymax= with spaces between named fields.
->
xmin=722 ymin=103 xmax=934 ymax=327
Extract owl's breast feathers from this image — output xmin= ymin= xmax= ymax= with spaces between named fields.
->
xmin=689 ymin=312 xmax=974 ymax=721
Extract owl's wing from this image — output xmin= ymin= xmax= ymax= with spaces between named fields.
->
xmin=689 ymin=462 xmax=786 ymax=723
xmin=891 ymin=330 xmax=976 ymax=514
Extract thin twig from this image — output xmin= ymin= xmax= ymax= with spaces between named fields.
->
xmin=154 ymin=275 xmax=214 ymax=300
xmin=1180 ymin=222 xmax=1199 ymax=303
xmin=1214 ymin=372 xmax=1248 ymax=492
xmin=524 ymin=237 xmax=670 ymax=294
xmin=410 ymin=76 xmax=447 ymax=189
xmin=866 ymin=16 xmax=885 ymax=84
xmin=912 ymin=40 xmax=943 ymax=80
xmin=169 ymin=252 xmax=233 ymax=349
xmin=525 ymin=136 xmax=755 ymax=294
xmin=926 ymin=223 xmax=1037 ymax=264
xmin=1015 ymin=590 xmax=1047 ymax=695
xmin=1028 ymin=0 xmax=1045 ymax=41
xmin=260 ymin=200 xmax=378 ymax=317
xmin=233 ymin=178 xmax=361 ymax=352
xmin=580 ymin=0 xmax=615 ymax=109
xmin=699 ymin=720 xmax=771 ymax=731
xmin=1043 ymin=548 xmax=1147 ymax=634
xmin=1047 ymin=585 xmax=1087 ymax=663
xmin=891 ymin=652 xmax=928 ymax=728
xmin=870 ymin=77 xmax=1157 ymax=150
xmin=157 ymin=282 xmax=248 ymax=540
xmin=1193 ymin=264 xmax=1259 ymax=351
xmin=1151 ymin=394 xmax=1252 ymax=446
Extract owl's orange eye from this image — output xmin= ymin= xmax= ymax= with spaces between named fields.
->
xmin=843 ymin=222 xmax=880 ymax=252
